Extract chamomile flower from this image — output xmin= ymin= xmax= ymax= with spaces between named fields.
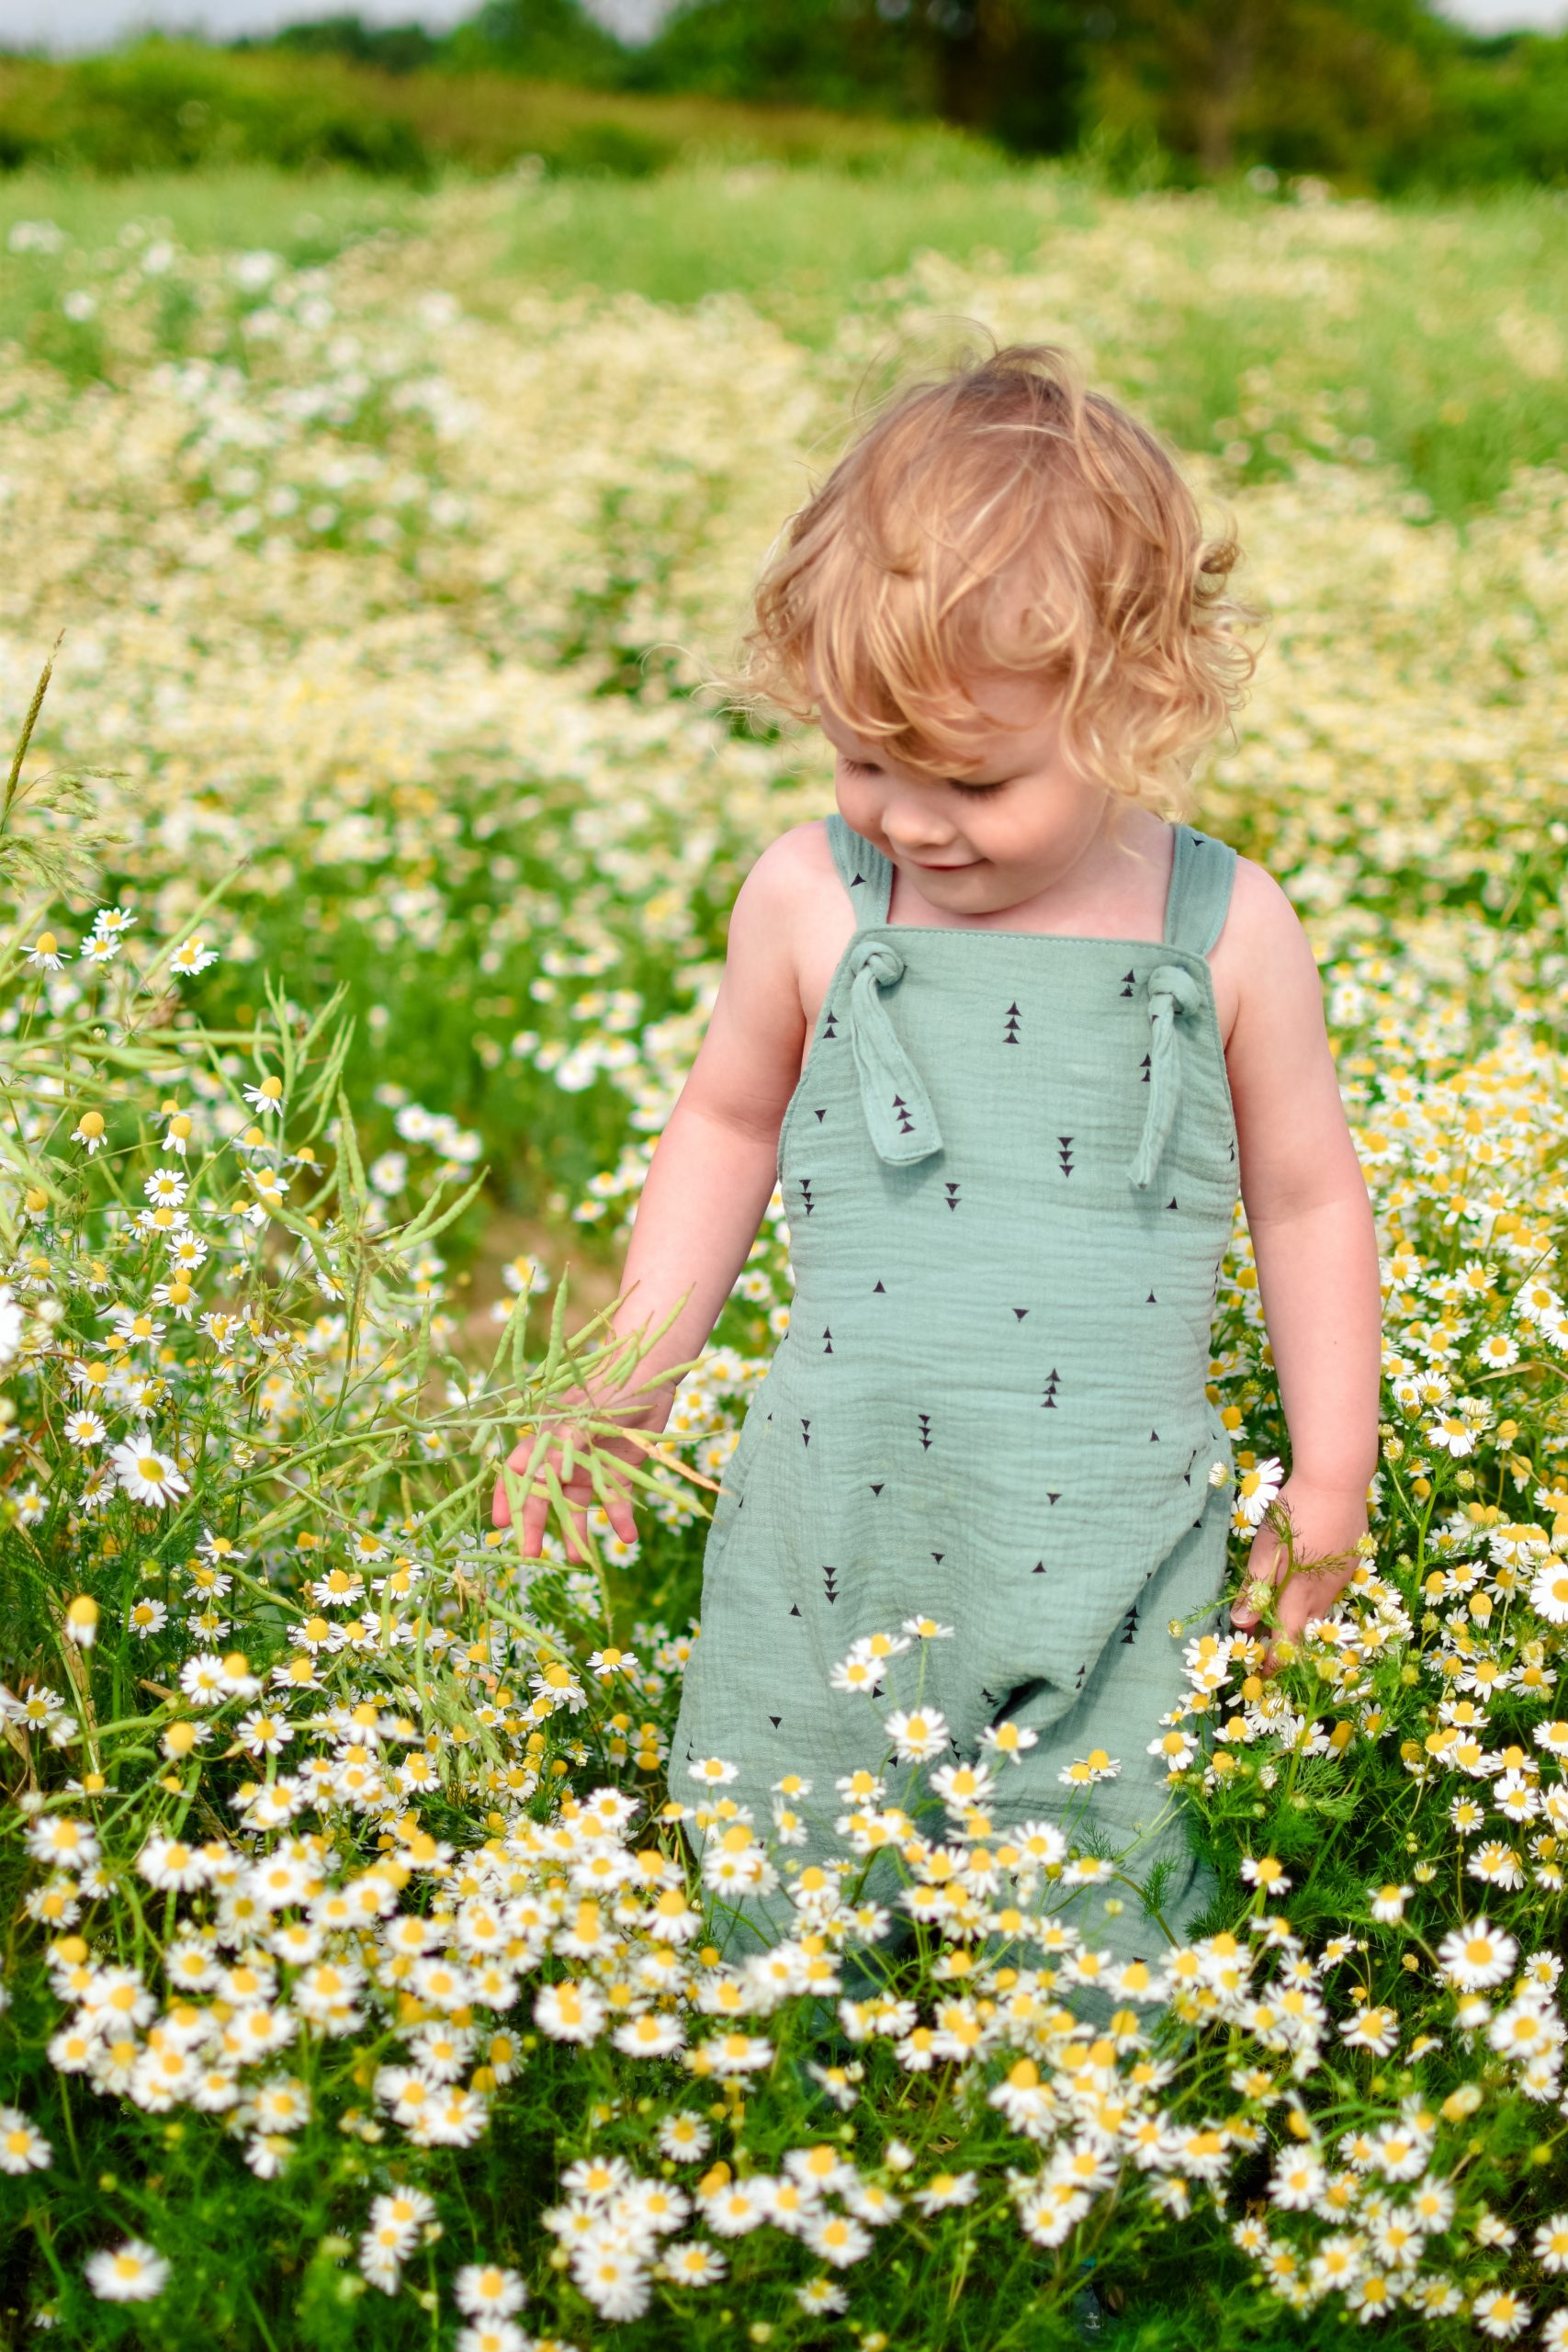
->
xmin=0 ymin=2108 xmax=51 ymax=2174
xmin=85 ymin=2240 xmax=170 ymax=2302
xmin=168 ymin=936 xmax=221 ymax=977
xmin=111 ymin=1430 xmax=189 ymax=1507
xmin=1233 ymin=1455 xmax=1285 ymax=1526
xmin=1369 ymin=1882 xmax=1413 ymax=1922
xmin=453 ymin=2264 xmax=526 ymax=2318
xmin=1437 ymin=1917 xmax=1518 ymax=1990
xmin=883 ymin=1706 xmax=948 ymax=1761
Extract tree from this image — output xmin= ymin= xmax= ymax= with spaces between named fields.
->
xmin=1084 ymin=0 xmax=1460 ymax=184
xmin=444 ymin=0 xmax=633 ymax=85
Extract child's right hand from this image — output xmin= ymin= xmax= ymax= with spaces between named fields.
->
xmin=491 ymin=1386 xmax=649 ymax=1565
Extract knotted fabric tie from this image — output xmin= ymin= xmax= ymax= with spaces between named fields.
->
xmin=845 ymin=934 xmax=944 ymax=1166
xmin=1128 ymin=961 xmax=1202 ymax=1190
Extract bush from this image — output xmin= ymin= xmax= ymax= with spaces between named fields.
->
xmin=0 ymin=41 xmax=1001 ymax=183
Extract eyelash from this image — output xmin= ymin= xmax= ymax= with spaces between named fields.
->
xmin=841 ymin=759 xmax=1007 ymax=799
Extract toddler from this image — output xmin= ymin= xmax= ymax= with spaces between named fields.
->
xmin=495 ymin=342 xmax=1382 ymax=1976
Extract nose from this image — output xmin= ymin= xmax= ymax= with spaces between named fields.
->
xmin=881 ymin=803 xmax=959 ymax=858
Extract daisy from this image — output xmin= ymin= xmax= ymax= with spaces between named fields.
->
xmin=136 ymin=1835 xmax=209 ymax=1892
xmin=1369 ymin=1883 xmax=1413 ymax=1922
xmin=980 ymin=1716 xmax=1040 ymax=1760
xmin=1407 ymin=2177 xmax=1455 ymax=2232
xmin=612 ymin=2013 xmax=685 ymax=2058
xmin=0 ymin=2108 xmax=51 ymax=2174
xmin=570 ymin=2242 xmax=649 ymax=2322
xmin=168 ymin=936 xmax=220 ymax=977
xmin=1010 ymin=1818 xmax=1068 ymax=1869
xmin=456 ymin=2325 xmax=528 ymax=2352
xmin=534 ymin=1980 xmax=605 ymax=2043
xmin=700 ymin=2179 xmax=771 ymax=2238
xmin=1531 ymin=1561 xmax=1568 ymax=1623
xmin=1472 ymin=2289 xmax=1531 ymax=2341
xmin=243 ymin=1073 xmax=286 ymax=1114
xmin=1240 ymin=1855 xmax=1292 ymax=1894
xmin=656 ymin=2113 xmax=711 ymax=2163
xmin=1467 ymin=1841 xmax=1526 ymax=1892
xmin=85 ymin=2240 xmax=170 ymax=2302
xmin=798 ymin=2210 xmax=872 ymax=2267
xmin=25 ymin=931 xmax=69 ymax=970
xmin=111 ymin=1431 xmax=189 ymax=1507
xmin=1344 ymin=2271 xmax=1399 ymax=2320
xmin=1269 ymin=2152 xmax=1326 ymax=2210
xmin=828 ymin=1655 xmax=886 ymax=1696
xmin=930 ymin=1758 xmax=997 ymax=1811
xmin=1338 ymin=2006 xmax=1399 ymax=2055
xmin=1487 ymin=1996 xmax=1562 ymax=2062
xmin=24 ymin=1815 xmax=98 ymax=1869
xmin=1233 ymin=1456 xmax=1285 ymax=1526
xmin=661 ymin=2241 xmax=726 ymax=2285
xmin=1437 ymin=1917 xmax=1518 ymax=1990
xmin=883 ymin=1706 xmax=948 ymax=1761
xmin=1533 ymin=2213 xmax=1568 ymax=2272
xmin=914 ymin=2170 xmax=978 ymax=2215
xmin=453 ymin=2264 xmax=525 ymax=2318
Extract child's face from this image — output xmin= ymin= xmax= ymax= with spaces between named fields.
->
xmin=817 ymin=671 xmax=1114 ymax=918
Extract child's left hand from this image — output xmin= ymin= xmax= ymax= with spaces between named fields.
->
xmin=1229 ymin=1474 xmax=1371 ymax=1673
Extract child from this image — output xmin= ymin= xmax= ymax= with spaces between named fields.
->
xmin=495 ymin=341 xmax=1382 ymax=1973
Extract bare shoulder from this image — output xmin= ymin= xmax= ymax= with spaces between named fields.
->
xmin=1214 ymin=852 xmax=1328 ymax=1055
xmin=731 ymin=818 xmax=833 ymax=911
xmin=728 ymin=820 xmax=831 ymax=953
xmin=731 ymin=818 xmax=845 ymax=1013
xmin=1221 ymin=852 xmax=1320 ymax=959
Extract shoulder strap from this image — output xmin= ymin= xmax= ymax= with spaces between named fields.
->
xmin=826 ymin=811 xmax=893 ymax=929
xmin=1163 ymin=822 xmax=1237 ymax=959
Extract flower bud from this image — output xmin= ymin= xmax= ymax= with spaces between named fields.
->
xmin=64 ymin=1594 xmax=99 ymax=1647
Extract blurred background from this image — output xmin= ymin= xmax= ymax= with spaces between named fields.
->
xmin=4 ymin=0 xmax=1568 ymax=188
xmin=2 ymin=0 xmax=1564 ymax=1398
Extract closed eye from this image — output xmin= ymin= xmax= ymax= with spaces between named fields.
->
xmin=840 ymin=756 xmax=1008 ymax=799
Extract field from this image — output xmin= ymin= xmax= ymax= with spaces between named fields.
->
xmin=1 ymin=157 xmax=1568 ymax=2347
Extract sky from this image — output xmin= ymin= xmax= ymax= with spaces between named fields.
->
xmin=6 ymin=0 xmax=1565 ymax=57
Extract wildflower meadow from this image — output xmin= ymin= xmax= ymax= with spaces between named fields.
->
xmin=1 ymin=157 xmax=1567 ymax=2349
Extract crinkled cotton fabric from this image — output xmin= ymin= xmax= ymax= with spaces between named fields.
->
xmin=674 ymin=811 xmax=1241 ymax=1974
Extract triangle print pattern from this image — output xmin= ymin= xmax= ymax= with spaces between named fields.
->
xmin=671 ymin=816 xmax=1243 ymax=1974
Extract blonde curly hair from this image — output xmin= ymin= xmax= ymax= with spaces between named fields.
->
xmin=734 ymin=336 xmax=1268 ymax=829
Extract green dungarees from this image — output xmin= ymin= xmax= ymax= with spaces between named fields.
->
xmin=673 ymin=810 xmax=1241 ymax=1974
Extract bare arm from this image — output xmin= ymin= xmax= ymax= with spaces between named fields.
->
xmin=1220 ymin=858 xmax=1382 ymax=1642
xmin=599 ymin=828 xmax=819 ymax=1426
xmin=495 ymin=824 xmax=814 ymax=1554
